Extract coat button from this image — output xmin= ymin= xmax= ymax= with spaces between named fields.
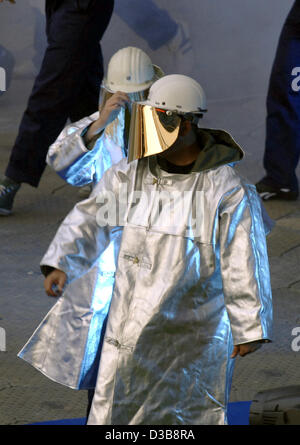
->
xmin=133 ymin=257 xmax=139 ymax=264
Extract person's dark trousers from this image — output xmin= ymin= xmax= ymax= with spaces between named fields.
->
xmin=263 ymin=0 xmax=300 ymax=193
xmin=5 ymin=0 xmax=114 ymax=187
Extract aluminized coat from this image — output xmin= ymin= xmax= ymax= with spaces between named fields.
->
xmin=19 ymin=111 xmax=126 ymax=389
xmin=46 ymin=109 xmax=126 ymax=186
xmin=19 ymin=128 xmax=273 ymax=425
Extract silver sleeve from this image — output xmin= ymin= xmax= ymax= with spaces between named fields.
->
xmin=219 ymin=184 xmax=273 ymax=345
xmin=46 ymin=112 xmax=101 ymax=186
xmin=40 ymin=167 xmax=118 ymax=283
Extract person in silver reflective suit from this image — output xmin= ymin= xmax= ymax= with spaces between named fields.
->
xmin=19 ymin=75 xmax=273 ymax=425
xmin=46 ymin=46 xmax=164 ymax=188
xmin=19 ymin=48 xmax=164 ymax=395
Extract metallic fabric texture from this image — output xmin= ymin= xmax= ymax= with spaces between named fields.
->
xmin=46 ymin=109 xmax=126 ymax=186
xmin=19 ymin=128 xmax=273 ymax=424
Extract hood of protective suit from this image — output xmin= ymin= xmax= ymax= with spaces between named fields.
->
xmin=154 ymin=127 xmax=244 ymax=175
xmin=190 ymin=128 xmax=244 ymax=173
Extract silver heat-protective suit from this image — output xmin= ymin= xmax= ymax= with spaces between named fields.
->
xmin=18 ymin=128 xmax=273 ymax=425
xmin=20 ymin=110 xmax=127 ymax=390
xmin=46 ymin=109 xmax=126 ymax=187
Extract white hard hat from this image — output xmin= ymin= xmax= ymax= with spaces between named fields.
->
xmin=103 ymin=47 xmax=161 ymax=93
xmin=145 ymin=74 xmax=207 ymax=114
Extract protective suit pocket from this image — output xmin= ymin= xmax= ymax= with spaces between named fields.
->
xmin=194 ymin=241 xmax=216 ymax=279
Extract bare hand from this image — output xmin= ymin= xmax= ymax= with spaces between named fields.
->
xmin=231 ymin=341 xmax=263 ymax=358
xmin=44 ymin=269 xmax=67 ymax=297
xmin=85 ymin=91 xmax=130 ymax=143
xmin=100 ymin=91 xmax=130 ymax=126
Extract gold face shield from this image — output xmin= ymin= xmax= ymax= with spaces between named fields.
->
xmin=128 ymin=103 xmax=182 ymax=162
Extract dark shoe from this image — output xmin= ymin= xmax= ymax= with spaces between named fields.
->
xmin=255 ymin=178 xmax=298 ymax=201
xmin=0 ymin=177 xmax=21 ymax=215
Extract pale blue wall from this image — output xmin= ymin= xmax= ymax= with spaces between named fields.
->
xmin=0 ymin=0 xmax=294 ymax=92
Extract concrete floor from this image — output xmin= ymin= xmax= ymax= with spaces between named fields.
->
xmin=0 ymin=81 xmax=300 ymax=425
